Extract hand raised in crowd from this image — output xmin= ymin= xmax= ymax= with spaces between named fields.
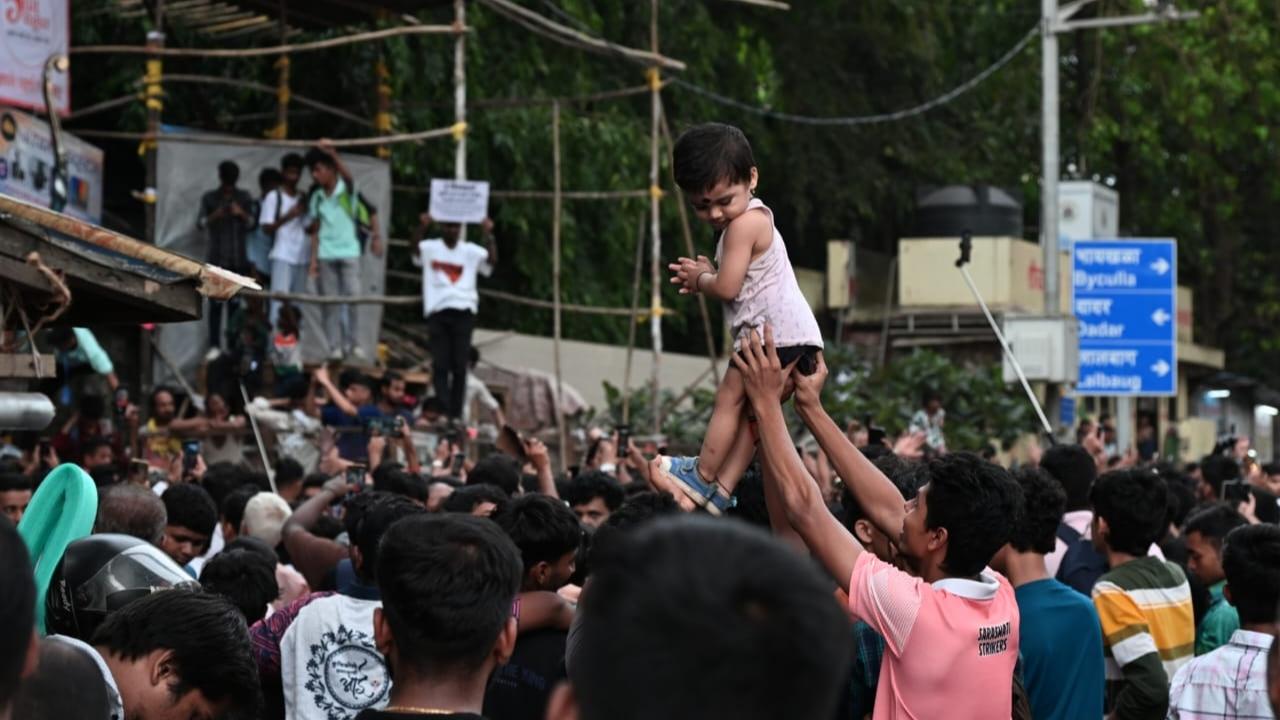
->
xmin=730 ymin=325 xmax=797 ymax=407
xmin=892 ymin=431 xmax=926 ymax=460
xmin=317 ymin=138 xmax=338 ymax=155
xmin=668 ymin=255 xmax=715 ymax=295
xmin=524 ymin=437 xmax=551 ymax=471
xmin=418 ymin=212 xmax=433 ymax=228
xmin=322 ymin=474 xmax=359 ymax=497
xmin=791 ymin=350 xmax=827 ymax=408
xmin=480 ymin=216 xmax=495 ymax=235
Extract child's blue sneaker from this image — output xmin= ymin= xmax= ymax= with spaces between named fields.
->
xmin=655 ymin=455 xmax=732 ymax=516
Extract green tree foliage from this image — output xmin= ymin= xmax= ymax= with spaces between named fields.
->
xmin=67 ymin=0 xmax=1280 ymax=408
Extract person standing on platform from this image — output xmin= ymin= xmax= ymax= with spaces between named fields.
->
xmin=411 ymin=213 xmax=497 ymax=426
xmin=198 ymin=160 xmax=256 ymax=360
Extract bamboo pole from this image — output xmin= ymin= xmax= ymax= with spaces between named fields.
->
xmin=621 ymin=210 xmax=647 ymax=424
xmin=551 ymin=101 xmax=569 ymax=474
xmin=659 ymin=108 xmax=719 ymax=383
xmin=141 ymin=0 xmax=165 ymax=399
xmin=454 ymin=0 xmax=468 ymax=181
xmin=272 ymin=0 xmax=289 ymax=139
xmin=154 ymin=74 xmax=374 ymax=127
xmin=648 ymin=0 xmax=663 ymax=436
xmin=75 ymin=125 xmax=458 ymax=148
xmin=71 ymin=24 xmax=467 ymax=57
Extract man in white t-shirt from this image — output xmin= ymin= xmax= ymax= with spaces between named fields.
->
xmin=411 ymin=213 xmax=497 ymax=423
xmin=261 ymin=153 xmax=310 ymax=328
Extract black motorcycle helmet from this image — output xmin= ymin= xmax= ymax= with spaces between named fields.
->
xmin=45 ymin=533 xmax=199 ymax=640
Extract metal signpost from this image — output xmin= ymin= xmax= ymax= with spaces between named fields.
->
xmin=1073 ymin=239 xmax=1177 ymax=396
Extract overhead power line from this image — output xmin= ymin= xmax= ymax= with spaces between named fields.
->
xmin=667 ymin=25 xmax=1038 ymax=126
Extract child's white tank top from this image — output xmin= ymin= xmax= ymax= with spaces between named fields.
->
xmin=714 ymin=197 xmax=824 ymax=351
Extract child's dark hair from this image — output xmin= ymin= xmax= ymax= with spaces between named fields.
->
xmin=672 ymin=123 xmax=756 ymax=195
xmin=277 ymin=303 xmax=301 ymax=333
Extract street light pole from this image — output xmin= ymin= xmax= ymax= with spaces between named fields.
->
xmin=1042 ymin=0 xmax=1061 ymax=318
xmin=1041 ymin=0 xmax=1197 ymax=437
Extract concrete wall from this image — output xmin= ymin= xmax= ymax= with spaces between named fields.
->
xmin=471 ymin=328 xmax=719 ymax=411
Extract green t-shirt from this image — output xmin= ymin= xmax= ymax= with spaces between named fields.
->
xmin=308 ymin=178 xmax=360 ymax=260
xmin=1196 ymin=580 xmax=1240 ymax=655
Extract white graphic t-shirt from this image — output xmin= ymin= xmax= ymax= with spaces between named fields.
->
xmin=281 ymin=594 xmax=390 ymax=720
xmin=415 ymin=239 xmax=491 ymax=316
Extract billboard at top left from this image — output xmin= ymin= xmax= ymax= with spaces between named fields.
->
xmin=0 ymin=109 xmax=103 ymax=222
xmin=0 ymin=0 xmax=69 ymax=115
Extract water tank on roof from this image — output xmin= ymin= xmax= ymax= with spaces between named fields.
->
xmin=909 ymin=185 xmax=1023 ymax=238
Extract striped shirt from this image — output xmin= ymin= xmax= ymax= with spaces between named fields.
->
xmin=1093 ymin=556 xmax=1195 ymax=719
xmin=1167 ymin=629 xmax=1273 ymax=719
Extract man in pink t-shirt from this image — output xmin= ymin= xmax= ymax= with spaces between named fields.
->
xmin=733 ymin=327 xmax=1023 ymax=720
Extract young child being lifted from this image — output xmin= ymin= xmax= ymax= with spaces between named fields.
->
xmin=658 ymin=122 xmax=823 ymax=514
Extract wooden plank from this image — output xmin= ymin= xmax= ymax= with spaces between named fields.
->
xmin=0 ymin=226 xmax=202 ymax=323
xmin=0 ymin=353 xmax=56 ymax=379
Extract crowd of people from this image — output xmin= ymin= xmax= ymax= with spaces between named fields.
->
xmin=4 ymin=122 xmax=1280 ymax=720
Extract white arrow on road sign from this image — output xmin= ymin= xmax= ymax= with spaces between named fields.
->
xmin=1150 ymin=258 xmax=1171 ymax=276
xmin=1151 ymin=360 xmax=1171 ymax=377
xmin=1151 ymin=308 xmax=1172 ymax=326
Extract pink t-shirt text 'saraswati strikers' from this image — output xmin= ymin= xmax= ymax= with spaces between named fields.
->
xmin=848 ymin=553 xmax=1021 ymax=720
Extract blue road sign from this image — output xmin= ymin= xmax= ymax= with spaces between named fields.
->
xmin=1073 ymin=239 xmax=1177 ymax=396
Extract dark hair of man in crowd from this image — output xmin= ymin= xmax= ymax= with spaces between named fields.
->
xmin=1221 ymin=524 xmax=1280 ymax=625
xmin=1185 ymin=502 xmax=1249 ymax=546
xmin=92 ymin=589 xmax=260 ymax=716
xmin=379 ymin=370 xmax=403 ymax=395
xmin=302 ymin=472 xmax=328 ymax=495
xmin=841 ymin=454 xmax=920 ymax=529
xmin=304 ymin=147 xmax=336 ymax=171
xmin=441 ymin=483 xmax=511 ymax=516
xmin=375 ymin=467 xmax=428 ymax=503
xmin=258 ymin=167 xmax=282 ymax=193
xmin=275 ymin=457 xmax=304 ymax=491
xmin=201 ymin=461 xmax=249 ymax=511
xmin=12 ymin=638 xmax=109 ymax=719
xmin=81 ymin=436 xmax=112 ymax=463
xmin=224 ymin=535 xmax=278 ymax=565
xmin=149 ymin=385 xmax=176 ymax=415
xmin=495 ymin=493 xmax=582 ymax=589
xmin=377 ymin=514 xmax=522 ymax=676
xmin=221 ymin=484 xmax=260 ymax=536
xmin=1200 ymin=454 xmax=1241 ymax=499
xmin=672 ymin=122 xmax=756 ymax=195
xmin=587 ymin=491 xmax=681 ymax=573
xmin=217 ymin=160 xmax=239 ymax=185
xmin=162 ymin=483 xmax=218 ymax=538
xmin=918 ymin=452 xmax=1022 ymax=577
xmin=564 ymin=471 xmax=625 ymax=513
xmin=200 ymin=549 xmax=279 ymax=624
xmin=338 ymin=368 xmax=373 ymax=392
xmin=0 ymin=518 xmax=34 ymax=714
xmin=88 ymin=464 xmax=120 ymax=488
xmin=1090 ymin=468 xmax=1169 ymax=556
xmin=356 ymin=494 xmax=426 ymax=584
xmin=1165 ymin=475 xmax=1197 ymax=529
xmin=469 ymin=454 xmax=523 ymax=496
xmin=1039 ymin=444 xmax=1097 ymax=512
xmin=1007 ymin=467 xmax=1067 ymax=554
xmin=565 ymin=516 xmax=850 ymax=720
xmin=94 ymin=483 xmax=167 ymax=545
xmin=0 ymin=472 xmax=31 ymax=494
xmin=281 ymin=152 xmax=305 ymax=172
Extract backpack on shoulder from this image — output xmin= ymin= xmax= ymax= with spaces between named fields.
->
xmin=1055 ymin=522 xmax=1109 ymax=596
